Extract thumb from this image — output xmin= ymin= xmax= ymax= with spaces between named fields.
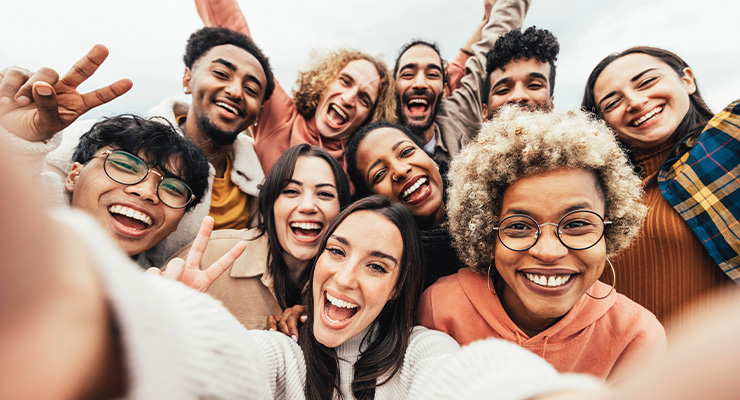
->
xmin=31 ymin=82 xmax=62 ymax=134
xmin=162 ymin=258 xmax=186 ymax=281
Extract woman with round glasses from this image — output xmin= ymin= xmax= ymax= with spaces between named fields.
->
xmin=418 ymin=106 xmax=665 ymax=381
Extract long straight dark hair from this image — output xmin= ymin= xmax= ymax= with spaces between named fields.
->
xmin=581 ymin=46 xmax=714 ymax=180
xmin=257 ymin=144 xmax=351 ymax=308
xmin=299 ymin=195 xmax=425 ymax=400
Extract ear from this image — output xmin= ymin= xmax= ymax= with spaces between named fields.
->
xmin=481 ymin=103 xmax=489 ymax=120
xmin=64 ymin=162 xmax=83 ymax=194
xmin=681 ymin=67 xmax=697 ymax=95
xmin=182 ymin=68 xmax=192 ymax=94
xmin=549 ymin=95 xmax=555 ymax=110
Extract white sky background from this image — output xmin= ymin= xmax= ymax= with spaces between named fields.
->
xmin=1 ymin=0 xmax=738 ymax=121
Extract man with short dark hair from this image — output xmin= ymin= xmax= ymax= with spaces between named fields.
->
xmin=392 ymin=0 xmax=531 ymax=164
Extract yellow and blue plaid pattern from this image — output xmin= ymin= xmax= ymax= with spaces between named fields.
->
xmin=659 ymin=100 xmax=740 ymax=283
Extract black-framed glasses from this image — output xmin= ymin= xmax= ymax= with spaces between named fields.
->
xmin=92 ymin=150 xmax=195 ymax=209
xmin=492 ymin=210 xmax=612 ymax=251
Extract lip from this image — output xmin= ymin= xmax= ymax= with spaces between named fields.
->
xmin=213 ymin=97 xmax=244 ymax=120
xmin=628 ymin=105 xmax=663 ymax=129
xmin=289 ymin=219 xmax=325 ymax=243
xmin=107 ymin=203 xmax=156 ymax=238
xmin=398 ymin=175 xmax=431 ymax=205
xmin=517 ymin=268 xmax=579 ymax=296
xmin=325 ymin=102 xmax=350 ymax=130
xmin=320 ymin=289 xmax=360 ymax=330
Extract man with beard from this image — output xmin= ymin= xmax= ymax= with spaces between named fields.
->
xmin=393 ymin=0 xmax=531 ymax=164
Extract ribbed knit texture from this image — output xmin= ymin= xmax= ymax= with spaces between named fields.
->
xmin=614 ymin=143 xmax=735 ymax=330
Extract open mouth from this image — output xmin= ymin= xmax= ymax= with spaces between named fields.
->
xmin=405 ymin=97 xmax=430 ymax=117
xmin=400 ymin=176 xmax=431 ymax=204
xmin=215 ymin=101 xmax=242 ymax=117
xmin=631 ymin=106 xmax=663 ymax=127
xmin=324 ymin=291 xmax=359 ymax=323
xmin=327 ymin=104 xmax=349 ymax=127
xmin=290 ymin=221 xmax=323 ymax=241
xmin=108 ymin=204 xmax=153 ymax=231
xmin=524 ymin=272 xmax=574 ymax=288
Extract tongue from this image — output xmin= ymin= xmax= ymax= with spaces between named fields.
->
xmin=111 ymin=214 xmax=147 ymax=230
xmin=404 ymin=183 xmax=429 ymax=202
xmin=407 ymin=103 xmax=428 ymax=115
xmin=327 ymin=303 xmax=356 ymax=321
xmin=327 ymin=108 xmax=347 ymax=126
xmin=294 ymin=227 xmax=319 ymax=238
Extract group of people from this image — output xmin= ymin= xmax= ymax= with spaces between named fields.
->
xmin=2 ymin=0 xmax=740 ymax=398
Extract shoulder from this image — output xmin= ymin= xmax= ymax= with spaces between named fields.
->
xmin=609 ymin=292 xmax=664 ymax=333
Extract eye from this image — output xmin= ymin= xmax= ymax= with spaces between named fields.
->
xmin=494 ymin=88 xmax=510 ymax=96
xmin=160 ymin=179 xmax=187 ymax=197
xmin=427 ymin=72 xmax=442 ymax=79
xmin=638 ymin=76 xmax=658 ymax=88
xmin=281 ymin=187 xmax=300 ymax=197
xmin=214 ymin=70 xmax=228 ymax=79
xmin=325 ymin=246 xmax=345 ymax=257
xmin=317 ymin=190 xmax=337 ymax=200
xmin=400 ymin=72 xmax=414 ymax=79
xmin=372 ymin=168 xmax=387 ymax=184
xmin=243 ymin=85 xmax=259 ymax=97
xmin=500 ymin=219 xmax=536 ymax=239
xmin=360 ymin=95 xmax=370 ymax=108
xmin=109 ymin=159 xmax=140 ymax=174
xmin=602 ymin=98 xmax=621 ymax=113
xmin=339 ymin=76 xmax=350 ymax=86
xmin=400 ymin=146 xmax=415 ymax=158
xmin=528 ymin=82 xmax=544 ymax=90
xmin=367 ymin=262 xmax=388 ymax=274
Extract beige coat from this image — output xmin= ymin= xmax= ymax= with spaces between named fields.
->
xmin=172 ymin=228 xmax=282 ymax=329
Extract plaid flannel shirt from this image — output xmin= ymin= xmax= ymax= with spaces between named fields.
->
xmin=659 ymin=100 xmax=740 ymax=283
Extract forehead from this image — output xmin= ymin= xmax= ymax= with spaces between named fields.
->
xmin=290 ymin=156 xmax=336 ymax=184
xmin=398 ymin=45 xmax=442 ymax=70
xmin=489 ymin=57 xmax=551 ymax=83
xmin=192 ymin=44 xmax=267 ymax=82
xmin=338 ymin=59 xmax=381 ymax=94
xmin=502 ymin=168 xmax=605 ymax=215
xmin=357 ymin=128 xmax=411 ymax=159
xmin=334 ymin=210 xmax=403 ymax=257
xmin=594 ymin=53 xmax=668 ymax=94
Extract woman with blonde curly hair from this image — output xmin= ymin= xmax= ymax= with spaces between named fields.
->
xmin=418 ymin=105 xmax=665 ymax=381
xmin=194 ymin=0 xmax=396 ymax=174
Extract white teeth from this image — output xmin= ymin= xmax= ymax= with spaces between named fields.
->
xmin=290 ymin=222 xmax=322 ymax=230
xmin=408 ymin=98 xmax=428 ymax=106
xmin=632 ymin=106 xmax=663 ymax=126
xmin=525 ymin=273 xmax=572 ymax=288
xmin=108 ymin=205 xmax=152 ymax=226
xmin=326 ymin=292 xmax=358 ymax=309
xmin=329 ymin=104 xmax=348 ymax=120
xmin=402 ymin=177 xmax=427 ymax=199
xmin=215 ymin=101 xmax=239 ymax=115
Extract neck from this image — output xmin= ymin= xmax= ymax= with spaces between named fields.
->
xmin=182 ymin=111 xmax=231 ymax=178
xmin=284 ymin=254 xmax=311 ymax=287
xmin=419 ymin=125 xmax=435 ymax=145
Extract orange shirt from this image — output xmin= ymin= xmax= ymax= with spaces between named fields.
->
xmin=209 ymin=156 xmax=249 ymax=230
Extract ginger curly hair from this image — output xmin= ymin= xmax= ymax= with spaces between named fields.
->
xmin=293 ymin=49 xmax=397 ymax=126
xmin=447 ymin=105 xmax=646 ymax=274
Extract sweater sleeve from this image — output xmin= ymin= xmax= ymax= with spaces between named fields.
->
xmin=444 ymin=50 xmax=472 ymax=96
xmin=607 ymin=301 xmax=667 ymax=382
xmin=195 ymin=0 xmax=252 ymax=38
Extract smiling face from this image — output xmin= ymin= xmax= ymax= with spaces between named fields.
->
xmin=593 ymin=53 xmax=696 ymax=150
xmin=312 ymin=210 xmax=402 ymax=347
xmin=484 ymin=58 xmax=553 ymax=119
xmin=395 ymin=45 xmax=445 ymax=133
xmin=494 ymin=168 xmax=606 ymax=336
xmin=183 ymin=44 xmax=267 ymax=145
xmin=314 ymin=59 xmax=381 ymax=141
xmin=64 ymin=149 xmax=185 ymax=257
xmin=355 ymin=127 xmax=445 ymax=226
xmin=273 ymin=156 xmax=342 ymax=271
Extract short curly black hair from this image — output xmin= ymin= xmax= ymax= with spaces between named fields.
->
xmin=483 ymin=26 xmax=560 ymax=100
xmin=183 ymin=26 xmax=275 ymax=102
xmin=73 ymin=114 xmax=210 ymax=212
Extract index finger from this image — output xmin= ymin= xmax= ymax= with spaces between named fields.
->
xmin=59 ymin=44 xmax=110 ymax=90
xmin=183 ymin=216 xmax=216 ymax=269
xmin=79 ymin=78 xmax=132 ymax=112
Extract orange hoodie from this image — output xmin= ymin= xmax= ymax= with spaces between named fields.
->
xmin=418 ymin=267 xmax=666 ymax=381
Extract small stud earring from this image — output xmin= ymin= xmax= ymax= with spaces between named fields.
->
xmin=183 ymin=87 xmax=190 ymax=94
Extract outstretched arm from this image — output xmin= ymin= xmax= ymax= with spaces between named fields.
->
xmin=0 ymin=44 xmax=132 ymax=142
xmin=445 ymin=0 xmax=496 ymax=95
xmin=195 ymin=0 xmax=252 ymax=38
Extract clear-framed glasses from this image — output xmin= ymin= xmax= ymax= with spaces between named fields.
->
xmin=91 ymin=149 xmax=195 ymax=209
xmin=492 ymin=210 xmax=612 ymax=251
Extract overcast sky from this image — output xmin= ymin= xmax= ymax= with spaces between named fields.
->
xmin=2 ymin=0 xmax=738 ymax=120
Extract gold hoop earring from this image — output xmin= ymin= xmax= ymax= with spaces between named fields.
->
xmin=487 ymin=263 xmax=497 ymax=296
xmin=586 ymin=257 xmax=615 ymax=300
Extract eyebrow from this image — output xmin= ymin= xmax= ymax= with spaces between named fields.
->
xmin=503 ymin=203 xmax=596 ymax=219
xmin=492 ymin=72 xmax=548 ymax=89
xmin=399 ymin=62 xmax=443 ymax=73
xmin=364 ymin=140 xmax=414 ymax=182
xmin=213 ymin=58 xmax=264 ymax=91
xmin=330 ymin=235 xmax=399 ymax=265
xmin=597 ymin=68 xmax=656 ymax=109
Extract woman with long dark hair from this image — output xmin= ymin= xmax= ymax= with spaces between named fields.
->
xmin=582 ymin=46 xmax=740 ymax=327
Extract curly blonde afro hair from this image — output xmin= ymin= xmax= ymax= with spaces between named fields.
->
xmin=447 ymin=105 xmax=646 ymax=274
xmin=293 ymin=49 xmax=397 ymax=126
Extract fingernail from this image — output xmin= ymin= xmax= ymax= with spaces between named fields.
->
xmin=291 ymin=335 xmax=298 ymax=342
xmin=300 ymin=315 xmax=307 ymax=323
xmin=16 ymin=96 xmax=30 ymax=105
xmin=35 ymin=86 xmax=52 ymax=96
xmin=0 ymin=97 xmax=11 ymax=105
xmin=269 ymin=328 xmax=275 ymax=332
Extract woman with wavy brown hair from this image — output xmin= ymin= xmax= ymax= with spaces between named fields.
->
xmin=194 ymin=0 xmax=396 ymax=175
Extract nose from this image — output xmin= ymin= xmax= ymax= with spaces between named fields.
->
xmin=124 ymin=172 xmax=160 ymax=204
xmin=296 ymin=192 xmax=318 ymax=214
xmin=411 ymin=71 xmax=427 ymax=90
xmin=527 ymin=224 xmax=568 ymax=261
xmin=339 ymin=86 xmax=359 ymax=107
xmin=624 ymin=90 xmax=648 ymax=112
xmin=507 ymin=83 xmax=531 ymax=104
xmin=224 ymin=79 xmax=243 ymax=99
xmin=390 ymin=160 xmax=412 ymax=183
xmin=333 ymin=262 xmax=359 ymax=290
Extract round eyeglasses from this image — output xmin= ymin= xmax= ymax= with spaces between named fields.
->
xmin=492 ymin=210 xmax=611 ymax=251
xmin=92 ymin=149 xmax=195 ymax=209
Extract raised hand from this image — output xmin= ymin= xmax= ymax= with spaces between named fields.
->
xmin=0 ymin=44 xmax=133 ymax=142
xmin=146 ymin=216 xmax=247 ymax=292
